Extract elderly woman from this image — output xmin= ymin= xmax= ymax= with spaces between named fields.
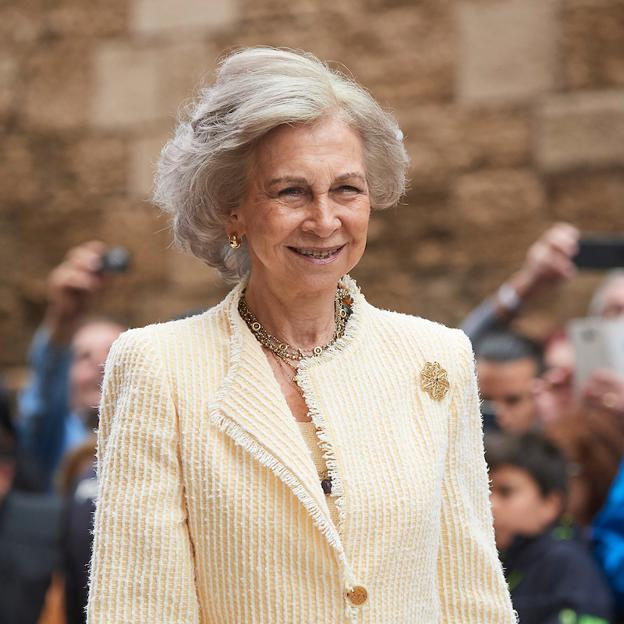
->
xmin=86 ymin=48 xmax=516 ymax=623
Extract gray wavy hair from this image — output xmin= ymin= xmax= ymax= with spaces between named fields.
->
xmin=153 ymin=46 xmax=409 ymax=283
xmin=589 ymin=269 xmax=624 ymax=316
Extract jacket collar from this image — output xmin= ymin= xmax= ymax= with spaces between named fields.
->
xmin=206 ymin=275 xmax=365 ymax=566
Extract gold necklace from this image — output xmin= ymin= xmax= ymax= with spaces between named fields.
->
xmin=239 ymin=287 xmax=353 ymax=499
xmin=238 ymin=284 xmax=353 ymax=363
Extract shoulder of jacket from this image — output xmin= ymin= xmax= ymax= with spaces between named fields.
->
xmin=367 ymin=304 xmax=470 ymax=347
xmin=364 ymin=305 xmax=475 ymax=386
xmin=116 ymin=302 xmax=226 ymax=349
xmin=104 ymin=305 xmax=226 ymax=377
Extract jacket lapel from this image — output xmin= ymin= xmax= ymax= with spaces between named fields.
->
xmin=207 ymin=282 xmax=343 ymax=552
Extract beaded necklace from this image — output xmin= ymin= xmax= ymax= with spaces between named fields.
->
xmin=237 ymin=284 xmax=353 ymax=363
xmin=238 ymin=285 xmax=353 ymax=496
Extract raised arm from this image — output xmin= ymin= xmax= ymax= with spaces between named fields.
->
xmin=86 ymin=329 xmax=200 ymax=623
xmin=436 ymin=330 xmax=518 ymax=623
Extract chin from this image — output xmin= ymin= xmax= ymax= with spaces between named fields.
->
xmin=293 ymin=271 xmax=346 ymax=293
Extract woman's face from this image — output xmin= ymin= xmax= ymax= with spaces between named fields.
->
xmin=229 ymin=116 xmax=371 ymax=295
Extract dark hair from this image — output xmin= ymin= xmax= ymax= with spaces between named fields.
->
xmin=0 ymin=430 xmax=16 ymax=464
xmin=484 ymin=431 xmax=568 ymax=499
xmin=545 ymin=409 xmax=624 ymax=525
xmin=474 ymin=330 xmax=544 ymax=375
xmin=0 ymin=382 xmax=14 ymax=439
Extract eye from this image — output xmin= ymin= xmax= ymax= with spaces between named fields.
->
xmin=499 ymin=486 xmax=514 ymax=498
xmin=335 ymin=185 xmax=361 ymax=194
xmin=278 ymin=187 xmax=306 ymax=198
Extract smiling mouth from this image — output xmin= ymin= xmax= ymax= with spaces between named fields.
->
xmin=288 ymin=245 xmax=345 ymax=259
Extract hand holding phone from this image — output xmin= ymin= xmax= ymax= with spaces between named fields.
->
xmin=574 ymin=236 xmax=624 ymax=270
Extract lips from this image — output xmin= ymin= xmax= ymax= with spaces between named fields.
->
xmin=289 ymin=245 xmax=345 ymax=259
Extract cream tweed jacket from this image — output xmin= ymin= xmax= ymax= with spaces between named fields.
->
xmin=86 ymin=275 xmax=517 ymax=623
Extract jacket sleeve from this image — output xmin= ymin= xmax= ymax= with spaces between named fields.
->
xmin=86 ymin=329 xmax=200 ymax=624
xmin=16 ymin=326 xmax=79 ymax=488
xmin=593 ymin=458 xmax=624 ymax=617
xmin=436 ymin=329 xmax=518 ymax=623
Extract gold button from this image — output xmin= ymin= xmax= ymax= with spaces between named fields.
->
xmin=346 ymin=585 xmax=368 ymax=606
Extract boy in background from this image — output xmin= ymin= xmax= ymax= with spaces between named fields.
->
xmin=485 ymin=432 xmax=614 ymax=624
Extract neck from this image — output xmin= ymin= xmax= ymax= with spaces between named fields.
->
xmin=243 ymin=274 xmax=340 ymax=351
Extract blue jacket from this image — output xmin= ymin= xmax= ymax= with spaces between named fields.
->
xmin=593 ymin=458 xmax=624 ymax=619
xmin=16 ymin=328 xmax=89 ymax=491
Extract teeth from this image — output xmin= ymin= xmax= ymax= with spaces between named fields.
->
xmin=295 ymin=247 xmax=340 ymax=259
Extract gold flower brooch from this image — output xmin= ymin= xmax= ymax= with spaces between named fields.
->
xmin=420 ymin=361 xmax=450 ymax=401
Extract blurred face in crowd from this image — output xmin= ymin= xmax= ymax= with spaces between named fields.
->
xmin=534 ymin=334 xmax=576 ymax=425
xmin=600 ymin=277 xmax=624 ymax=319
xmin=229 ymin=116 xmax=371 ymax=297
xmin=489 ymin=465 xmax=563 ymax=550
xmin=70 ymin=321 xmax=123 ymax=427
xmin=477 ymin=357 xmax=540 ymax=433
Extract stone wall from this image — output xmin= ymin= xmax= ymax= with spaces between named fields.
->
xmin=2 ymin=0 xmax=624 ymax=375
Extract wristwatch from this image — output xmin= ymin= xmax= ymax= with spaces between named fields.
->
xmin=496 ymin=283 xmax=522 ymax=312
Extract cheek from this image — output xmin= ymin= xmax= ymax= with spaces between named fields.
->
xmin=346 ymin=205 xmax=371 ymax=241
xmin=249 ymin=206 xmax=300 ymax=247
xmin=72 ymin=363 xmax=98 ymax=388
xmin=497 ymin=496 xmax=537 ymax=529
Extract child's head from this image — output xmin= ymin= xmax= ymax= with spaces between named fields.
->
xmin=485 ymin=432 xmax=568 ymax=550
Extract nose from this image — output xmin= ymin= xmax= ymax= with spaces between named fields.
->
xmin=301 ymin=193 xmax=341 ymax=238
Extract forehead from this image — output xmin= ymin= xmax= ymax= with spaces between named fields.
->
xmin=490 ymin=464 xmax=537 ymax=489
xmin=72 ymin=323 xmax=122 ymax=353
xmin=604 ymin=277 xmax=624 ymax=302
xmin=250 ymin=116 xmax=365 ymax=179
xmin=477 ymin=358 xmax=538 ymax=384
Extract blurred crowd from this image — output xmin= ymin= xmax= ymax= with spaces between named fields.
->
xmin=1 ymin=224 xmax=623 ymax=623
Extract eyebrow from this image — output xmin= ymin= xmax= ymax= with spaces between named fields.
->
xmin=267 ymin=172 xmax=367 ymax=187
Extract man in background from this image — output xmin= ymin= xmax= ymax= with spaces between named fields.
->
xmin=16 ymin=241 xmax=125 ymax=491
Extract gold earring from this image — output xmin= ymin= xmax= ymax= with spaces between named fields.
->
xmin=228 ymin=233 xmax=241 ymax=249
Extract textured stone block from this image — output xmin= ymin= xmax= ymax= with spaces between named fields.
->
xmin=0 ymin=3 xmax=44 ymax=45
xmin=22 ymin=41 xmax=90 ymax=130
xmin=67 ymin=136 xmax=128 ymax=197
xmin=457 ymin=0 xmax=558 ymax=104
xmin=562 ymin=0 xmax=624 ymax=89
xmin=452 ymin=169 xmax=547 ymax=266
xmin=91 ymin=42 xmax=162 ymax=129
xmin=340 ymin=6 xmax=454 ymax=103
xmin=129 ymin=133 xmax=169 ymax=199
xmin=230 ymin=6 xmax=454 ymax=103
xmin=0 ymin=136 xmax=40 ymax=204
xmin=0 ymin=55 xmax=17 ymax=121
xmin=453 ymin=169 xmax=544 ymax=226
xmin=46 ymin=0 xmax=128 ymax=37
xmin=547 ymin=170 xmax=624 ymax=230
xmin=536 ymin=90 xmax=624 ymax=171
xmin=396 ymin=105 xmax=530 ymax=191
xmin=131 ymin=0 xmax=238 ymax=35
xmin=156 ymin=40 xmax=215 ymax=118
xmin=91 ymin=40 xmax=212 ymax=130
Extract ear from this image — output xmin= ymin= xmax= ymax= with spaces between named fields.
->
xmin=226 ymin=210 xmax=245 ymax=237
xmin=542 ymin=492 xmax=564 ymax=525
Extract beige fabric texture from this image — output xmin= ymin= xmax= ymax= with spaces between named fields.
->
xmin=86 ymin=275 xmax=517 ymax=623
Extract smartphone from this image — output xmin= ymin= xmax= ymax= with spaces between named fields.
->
xmin=574 ymin=236 xmax=624 ymax=270
xmin=568 ymin=318 xmax=624 ymax=393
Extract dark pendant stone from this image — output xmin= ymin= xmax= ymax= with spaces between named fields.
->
xmin=321 ymin=477 xmax=333 ymax=495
